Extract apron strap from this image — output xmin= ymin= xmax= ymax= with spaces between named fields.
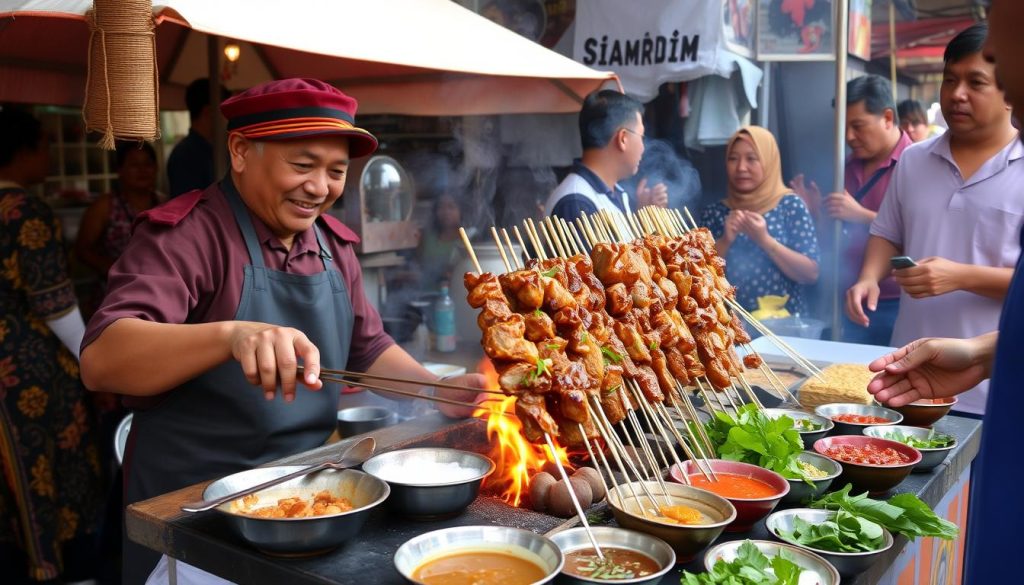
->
xmin=312 ymin=223 xmax=345 ymax=293
xmin=222 ymin=178 xmax=267 ymax=269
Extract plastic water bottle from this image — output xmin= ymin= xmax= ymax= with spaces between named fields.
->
xmin=433 ymin=284 xmax=456 ymax=353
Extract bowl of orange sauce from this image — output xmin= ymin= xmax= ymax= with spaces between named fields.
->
xmin=670 ymin=459 xmax=789 ymax=532
xmin=393 ymin=525 xmax=563 ymax=585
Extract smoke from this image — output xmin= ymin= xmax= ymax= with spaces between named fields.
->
xmin=631 ymin=138 xmax=702 ymax=209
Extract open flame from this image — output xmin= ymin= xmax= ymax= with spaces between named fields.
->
xmin=474 ymin=358 xmax=571 ymax=507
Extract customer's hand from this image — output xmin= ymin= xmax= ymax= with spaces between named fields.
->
xmin=636 ymin=179 xmax=669 ymax=208
xmin=229 ymin=322 xmax=323 ymax=401
xmin=737 ymin=211 xmax=772 ymax=248
xmin=893 ymin=257 xmax=963 ymax=298
xmin=845 ymin=279 xmax=880 ymax=327
xmin=824 ymin=191 xmax=873 ymax=223
xmin=723 ymin=209 xmax=744 ymax=244
xmin=867 ymin=336 xmax=995 ymax=406
xmin=434 ymin=373 xmax=488 ymax=419
xmin=789 ymin=174 xmax=821 ymax=218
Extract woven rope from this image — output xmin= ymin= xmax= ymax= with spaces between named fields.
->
xmin=83 ymin=0 xmax=160 ymax=150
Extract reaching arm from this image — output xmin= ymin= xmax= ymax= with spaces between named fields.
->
xmin=845 ymin=236 xmax=900 ymax=326
xmin=894 ymin=258 xmax=1014 ymax=300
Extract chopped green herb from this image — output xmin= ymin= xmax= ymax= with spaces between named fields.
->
xmin=540 ymin=266 xmax=560 ymax=278
xmin=793 ymin=418 xmax=825 ymax=432
xmin=682 ymin=540 xmax=802 ymax=585
xmin=580 ymin=331 xmax=590 ymax=343
xmin=882 ymin=429 xmax=955 ymax=449
xmin=546 ymin=343 xmax=561 ymax=350
xmin=604 ymin=384 xmax=620 ymax=396
xmin=524 ymin=358 xmax=550 ymax=386
xmin=534 ymin=309 xmax=544 ymax=317
xmin=649 ymin=340 xmax=659 ymax=351
xmin=600 ymin=346 xmax=623 ymax=364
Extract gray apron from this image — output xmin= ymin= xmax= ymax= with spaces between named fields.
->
xmin=123 ymin=180 xmax=354 ymax=584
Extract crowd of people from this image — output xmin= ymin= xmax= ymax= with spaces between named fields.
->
xmin=0 ymin=5 xmax=1022 ymax=584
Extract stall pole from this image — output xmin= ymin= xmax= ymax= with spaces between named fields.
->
xmin=831 ymin=0 xmax=850 ymax=341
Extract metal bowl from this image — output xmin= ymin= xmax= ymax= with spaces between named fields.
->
xmin=864 ymin=425 xmax=957 ymax=473
xmin=781 ymin=451 xmax=843 ymax=506
xmin=766 ymin=508 xmax=894 ymax=576
xmin=362 ymin=447 xmax=494 ymax=519
xmin=882 ymin=397 xmax=957 ymax=427
xmin=763 ymin=407 xmax=834 ymax=449
xmin=815 ymin=403 xmax=903 ymax=435
xmin=393 ymin=525 xmax=563 ymax=584
xmin=670 ymin=459 xmax=789 ymax=532
xmin=606 ymin=480 xmax=736 ymax=562
xmin=813 ymin=435 xmax=921 ymax=495
xmin=703 ymin=539 xmax=840 ymax=584
xmin=337 ymin=406 xmax=399 ymax=437
xmin=550 ymin=527 xmax=675 ymax=585
xmin=205 ymin=466 xmax=389 ymax=556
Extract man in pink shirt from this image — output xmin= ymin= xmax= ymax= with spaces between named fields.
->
xmin=847 ymin=23 xmax=1023 ymax=415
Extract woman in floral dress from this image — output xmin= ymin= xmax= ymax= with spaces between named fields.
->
xmin=0 ymin=109 xmax=103 ymax=582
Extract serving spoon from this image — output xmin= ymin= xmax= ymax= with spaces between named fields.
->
xmin=181 ymin=436 xmax=376 ymax=513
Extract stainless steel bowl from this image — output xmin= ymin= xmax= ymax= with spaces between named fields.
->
xmin=781 ymin=451 xmax=843 ymax=506
xmin=362 ymin=447 xmax=494 ymax=519
xmin=763 ymin=407 xmax=834 ymax=449
xmin=607 ymin=480 xmax=736 ymax=562
xmin=815 ymin=403 xmax=903 ymax=435
xmin=550 ymin=527 xmax=675 ymax=585
xmin=205 ymin=466 xmax=389 ymax=556
xmin=337 ymin=406 xmax=398 ymax=437
xmin=766 ymin=508 xmax=894 ymax=576
xmin=864 ymin=424 xmax=957 ymax=473
xmin=393 ymin=525 xmax=563 ymax=584
xmin=703 ymin=539 xmax=840 ymax=584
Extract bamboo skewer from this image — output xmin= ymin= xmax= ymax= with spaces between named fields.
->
xmin=316 ymin=374 xmax=501 ymax=415
xmin=301 ymin=366 xmax=505 ymax=396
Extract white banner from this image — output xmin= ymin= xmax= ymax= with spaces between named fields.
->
xmin=573 ymin=0 xmax=724 ymax=102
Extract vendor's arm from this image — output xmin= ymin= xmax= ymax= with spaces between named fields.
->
xmin=846 ymin=235 xmax=900 ymax=326
xmin=893 ymin=258 xmax=1014 ymax=300
xmin=361 ymin=345 xmax=486 ymax=419
xmin=74 ymin=193 xmax=117 ymax=276
xmin=80 ymin=318 xmax=324 ymax=399
xmin=866 ymin=331 xmax=997 ymax=406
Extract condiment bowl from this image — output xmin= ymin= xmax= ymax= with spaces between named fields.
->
xmin=394 ymin=525 xmax=563 ymax=584
xmin=336 ymin=406 xmax=398 ymax=436
xmin=781 ymin=451 xmax=843 ymax=506
xmin=606 ymin=480 xmax=736 ymax=562
xmin=864 ymin=424 xmax=957 ymax=473
xmin=766 ymin=508 xmax=894 ymax=576
xmin=362 ymin=447 xmax=494 ymax=519
xmin=670 ymin=459 xmax=789 ymax=532
xmin=549 ymin=527 xmax=675 ymax=585
xmin=763 ymin=407 xmax=834 ymax=449
xmin=813 ymin=435 xmax=921 ymax=495
xmin=703 ymin=539 xmax=840 ymax=584
xmin=205 ymin=466 xmax=389 ymax=556
xmin=815 ymin=403 xmax=903 ymax=435
xmin=881 ymin=397 xmax=957 ymax=427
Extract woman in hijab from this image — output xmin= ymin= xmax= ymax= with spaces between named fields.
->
xmin=700 ymin=126 xmax=820 ymax=314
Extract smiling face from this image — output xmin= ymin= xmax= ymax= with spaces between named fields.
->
xmin=726 ymin=136 xmax=765 ymax=194
xmin=230 ymin=134 xmax=350 ymax=244
xmin=940 ymin=51 xmax=1010 ymax=140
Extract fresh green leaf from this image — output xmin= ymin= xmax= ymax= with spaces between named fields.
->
xmin=793 ymin=418 xmax=824 ymax=432
xmin=524 ymin=357 xmax=550 ymax=386
xmin=540 ymin=266 xmax=560 ymax=278
xmin=702 ymin=403 xmax=810 ymax=485
xmin=882 ymin=429 xmax=954 ymax=449
xmin=681 ymin=541 xmax=802 ymax=584
xmin=778 ymin=510 xmax=885 ymax=553
xmin=600 ymin=346 xmax=623 ymax=364
xmin=810 ymin=484 xmax=959 ymax=540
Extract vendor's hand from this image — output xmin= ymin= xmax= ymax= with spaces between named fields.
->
xmin=789 ymin=174 xmax=821 ymax=218
xmin=737 ymin=211 xmax=771 ymax=247
xmin=723 ymin=209 xmax=744 ymax=244
xmin=636 ymin=179 xmax=669 ymax=208
xmin=229 ymin=322 xmax=323 ymax=401
xmin=845 ymin=279 xmax=880 ymax=327
xmin=434 ymin=373 xmax=488 ymax=419
xmin=824 ymin=191 xmax=872 ymax=223
xmin=867 ymin=337 xmax=992 ymax=406
xmin=893 ymin=257 xmax=963 ymax=298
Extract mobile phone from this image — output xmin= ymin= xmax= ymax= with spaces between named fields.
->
xmin=890 ymin=256 xmax=918 ymax=269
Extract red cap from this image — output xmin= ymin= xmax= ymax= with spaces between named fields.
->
xmin=220 ymin=78 xmax=378 ymax=157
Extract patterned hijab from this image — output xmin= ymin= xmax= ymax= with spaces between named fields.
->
xmin=724 ymin=126 xmax=789 ymax=215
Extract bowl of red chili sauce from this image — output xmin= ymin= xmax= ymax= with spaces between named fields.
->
xmin=670 ymin=459 xmax=789 ymax=532
xmin=814 ymin=403 xmax=903 ymax=436
xmin=812 ymin=436 xmax=921 ymax=495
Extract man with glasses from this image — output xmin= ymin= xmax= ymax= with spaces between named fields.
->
xmin=545 ymin=89 xmax=648 ymax=221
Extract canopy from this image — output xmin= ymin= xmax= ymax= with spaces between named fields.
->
xmin=0 ymin=0 xmax=618 ymax=115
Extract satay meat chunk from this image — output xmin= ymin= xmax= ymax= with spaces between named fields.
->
xmin=483 ymin=315 xmax=539 ymax=363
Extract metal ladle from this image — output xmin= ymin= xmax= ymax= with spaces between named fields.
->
xmin=181 ymin=436 xmax=376 ymax=513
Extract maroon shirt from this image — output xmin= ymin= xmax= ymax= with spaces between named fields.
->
xmin=83 ymin=182 xmax=394 ymax=407
xmin=843 ymin=131 xmax=914 ymax=299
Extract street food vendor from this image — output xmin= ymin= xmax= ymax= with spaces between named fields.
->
xmin=78 ymin=78 xmax=485 ymax=584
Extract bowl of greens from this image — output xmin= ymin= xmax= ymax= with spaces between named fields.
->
xmin=781 ymin=451 xmax=843 ymax=506
xmin=863 ymin=425 xmax=957 ymax=472
xmin=763 ymin=408 xmax=833 ymax=449
xmin=765 ymin=508 xmax=893 ymax=576
xmin=686 ymin=539 xmax=839 ymax=585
